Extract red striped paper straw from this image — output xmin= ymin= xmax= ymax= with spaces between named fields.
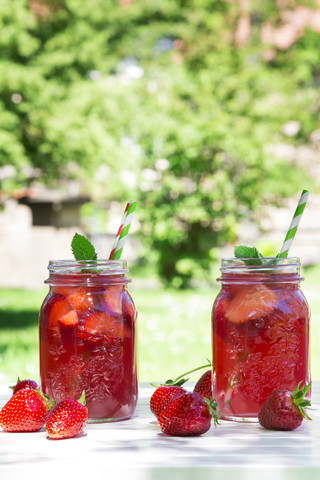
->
xmin=109 ymin=202 xmax=130 ymax=260
xmin=109 ymin=200 xmax=136 ymax=260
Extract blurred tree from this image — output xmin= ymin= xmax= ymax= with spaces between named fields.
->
xmin=0 ymin=0 xmax=319 ymax=285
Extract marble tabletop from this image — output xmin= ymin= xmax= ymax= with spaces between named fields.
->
xmin=1 ymin=382 xmax=320 ymax=480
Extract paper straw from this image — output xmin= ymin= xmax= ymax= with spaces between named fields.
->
xmin=109 ymin=200 xmax=137 ymax=260
xmin=109 ymin=202 xmax=130 ymax=260
xmin=278 ymin=189 xmax=309 ymax=258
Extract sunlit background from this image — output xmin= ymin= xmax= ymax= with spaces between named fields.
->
xmin=0 ymin=0 xmax=320 ymax=383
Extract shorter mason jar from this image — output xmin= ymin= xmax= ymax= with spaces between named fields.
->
xmin=211 ymin=257 xmax=310 ymax=422
xmin=39 ymin=260 xmax=137 ymax=422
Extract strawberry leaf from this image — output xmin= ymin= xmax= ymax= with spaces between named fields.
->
xmin=204 ymin=397 xmax=220 ymax=427
xmin=165 ymin=379 xmax=174 ymax=385
xmin=164 ymin=377 xmax=189 ymax=387
xmin=292 ymin=382 xmax=312 ymax=421
xmin=71 ymin=233 xmax=97 ymax=261
xmin=77 ymin=390 xmax=86 ymax=407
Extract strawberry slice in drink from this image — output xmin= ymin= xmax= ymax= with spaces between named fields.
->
xmin=41 ymin=294 xmax=72 ymax=328
xmin=58 ymin=310 xmax=79 ymax=354
xmin=51 ymin=286 xmax=75 ymax=297
xmin=225 ymin=285 xmax=277 ymax=324
xmin=59 ymin=310 xmax=78 ymax=326
xmin=102 ymin=285 xmax=123 ymax=315
xmin=84 ymin=311 xmax=123 ymax=338
xmin=68 ymin=288 xmax=95 ymax=312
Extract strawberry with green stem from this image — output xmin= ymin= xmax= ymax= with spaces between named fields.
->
xmin=150 ymin=361 xmax=212 ymax=417
xmin=0 ymin=388 xmax=50 ymax=432
xmin=258 ymin=382 xmax=312 ymax=431
xmin=158 ymin=391 xmax=220 ymax=436
xmin=46 ymin=391 xmax=88 ymax=439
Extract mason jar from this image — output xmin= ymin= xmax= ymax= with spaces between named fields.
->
xmin=39 ymin=260 xmax=137 ymax=422
xmin=211 ymin=257 xmax=310 ymax=422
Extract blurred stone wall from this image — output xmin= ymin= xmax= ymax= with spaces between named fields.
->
xmin=0 ymin=199 xmax=80 ymax=288
xmin=0 ymin=199 xmax=138 ymax=288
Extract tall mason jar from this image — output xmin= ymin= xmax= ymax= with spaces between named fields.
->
xmin=211 ymin=257 xmax=310 ymax=422
xmin=39 ymin=260 xmax=137 ymax=422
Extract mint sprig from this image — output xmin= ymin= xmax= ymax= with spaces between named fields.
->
xmin=234 ymin=245 xmax=280 ymax=266
xmin=71 ymin=233 xmax=97 ymax=261
xmin=234 ymin=245 xmax=264 ymax=265
xmin=234 ymin=245 xmax=263 ymax=260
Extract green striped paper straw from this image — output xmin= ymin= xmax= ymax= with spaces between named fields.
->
xmin=110 ymin=200 xmax=137 ymax=260
xmin=278 ymin=189 xmax=309 ymax=258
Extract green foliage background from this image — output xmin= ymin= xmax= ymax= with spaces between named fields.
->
xmin=1 ymin=0 xmax=319 ymax=285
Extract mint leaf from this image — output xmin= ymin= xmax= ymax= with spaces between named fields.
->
xmin=234 ymin=245 xmax=265 ymax=266
xmin=234 ymin=245 xmax=281 ymax=266
xmin=71 ymin=233 xmax=97 ymax=261
xmin=234 ymin=245 xmax=263 ymax=259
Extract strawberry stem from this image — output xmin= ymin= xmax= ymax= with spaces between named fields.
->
xmin=150 ymin=360 xmax=212 ymax=388
xmin=168 ymin=361 xmax=212 ymax=386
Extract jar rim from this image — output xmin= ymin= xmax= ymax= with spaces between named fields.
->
xmin=46 ymin=259 xmax=128 ymax=275
xmin=221 ymin=257 xmax=300 ymax=265
xmin=219 ymin=257 xmax=303 ymax=282
xmin=48 ymin=259 xmax=127 ymax=264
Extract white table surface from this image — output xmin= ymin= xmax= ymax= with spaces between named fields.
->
xmin=1 ymin=382 xmax=320 ymax=480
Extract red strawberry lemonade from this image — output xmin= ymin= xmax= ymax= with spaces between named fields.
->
xmin=212 ymin=257 xmax=310 ymax=421
xmin=39 ymin=260 xmax=137 ymax=422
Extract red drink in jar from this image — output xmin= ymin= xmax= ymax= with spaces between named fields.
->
xmin=212 ymin=257 xmax=310 ymax=421
xmin=39 ymin=260 xmax=137 ymax=422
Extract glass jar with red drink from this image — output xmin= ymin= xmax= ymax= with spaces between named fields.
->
xmin=212 ymin=257 xmax=310 ymax=422
xmin=39 ymin=259 xmax=137 ymax=422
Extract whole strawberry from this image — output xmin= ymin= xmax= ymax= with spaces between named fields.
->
xmin=193 ymin=370 xmax=213 ymax=399
xmin=0 ymin=388 xmax=47 ymax=432
xmin=10 ymin=378 xmax=38 ymax=395
xmin=150 ymin=385 xmax=186 ymax=417
xmin=150 ymin=361 xmax=212 ymax=417
xmin=258 ymin=382 xmax=312 ymax=431
xmin=46 ymin=392 xmax=88 ymax=439
xmin=158 ymin=391 xmax=219 ymax=436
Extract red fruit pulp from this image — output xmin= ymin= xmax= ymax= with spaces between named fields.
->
xmin=39 ymin=273 xmax=137 ymax=422
xmin=212 ymin=273 xmax=310 ymax=420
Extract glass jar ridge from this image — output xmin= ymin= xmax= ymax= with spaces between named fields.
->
xmin=218 ymin=257 xmax=303 ymax=284
xmin=45 ymin=259 xmax=130 ymax=286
